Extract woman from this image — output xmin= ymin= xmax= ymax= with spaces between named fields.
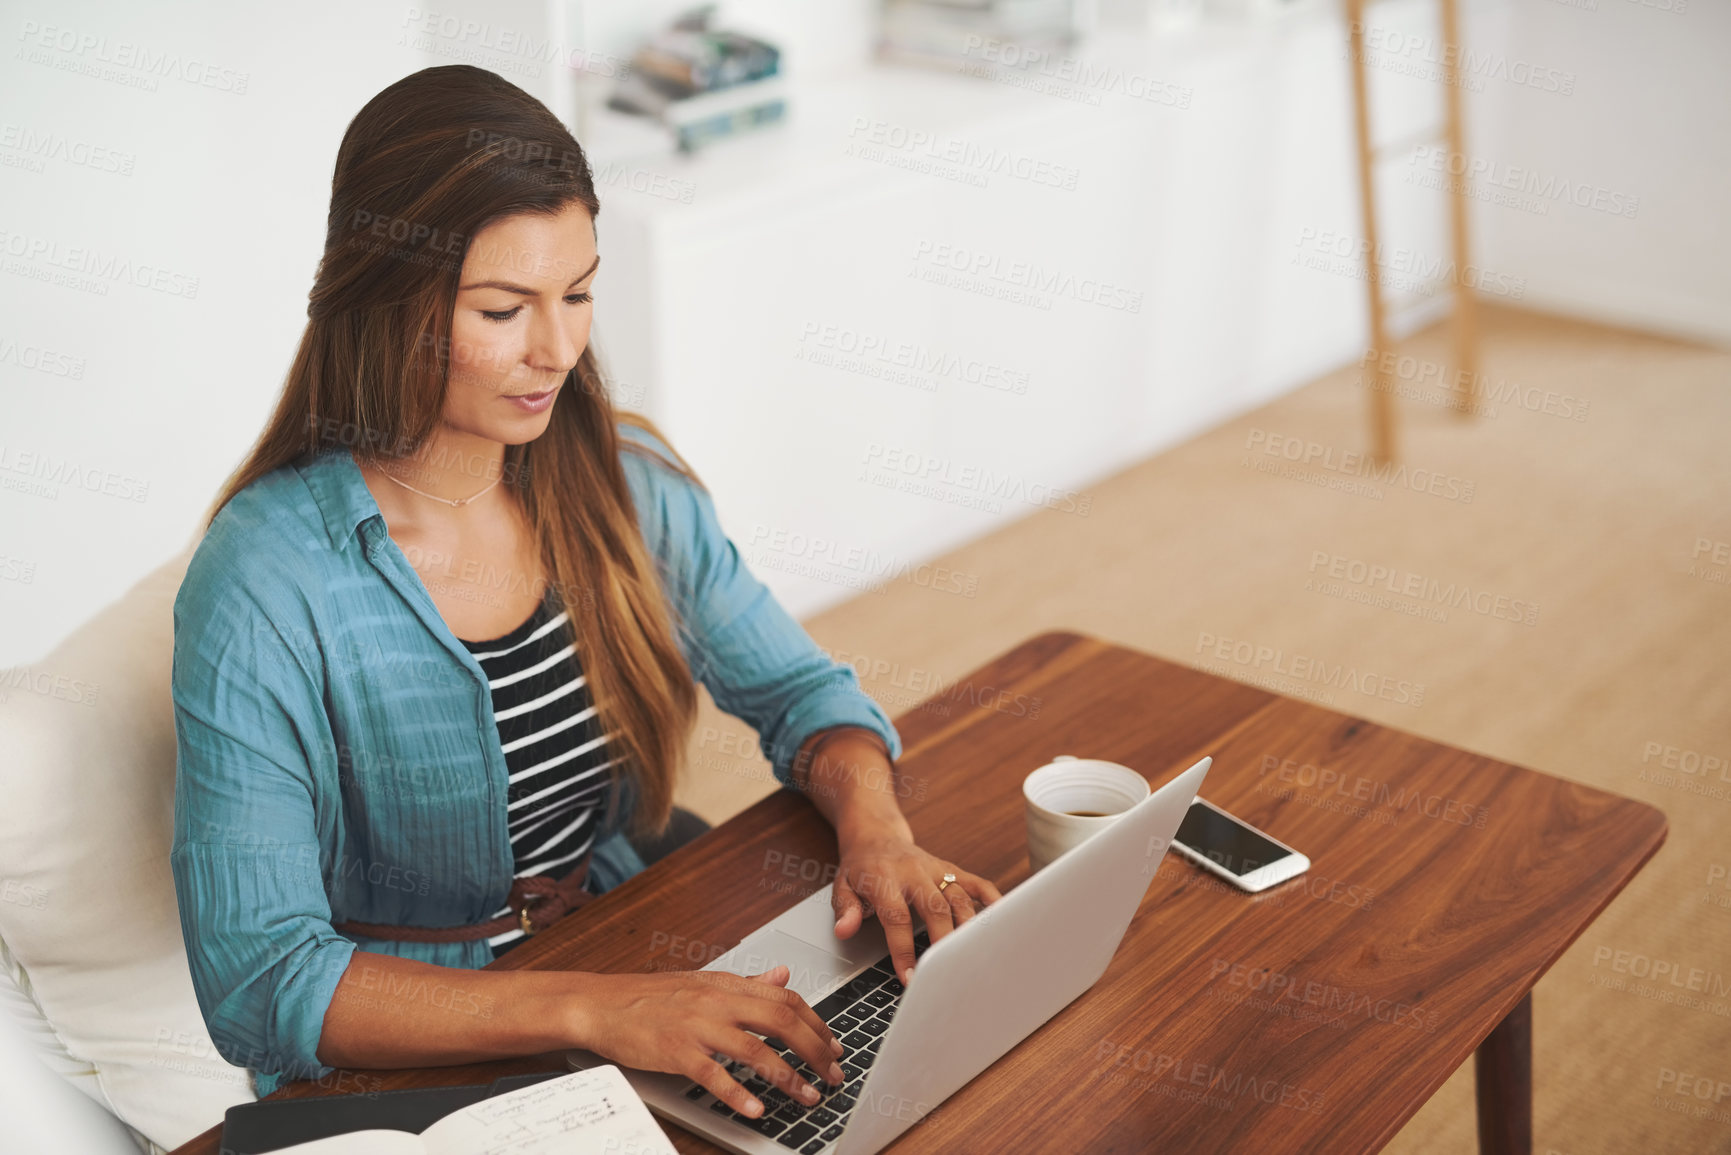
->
xmin=169 ymin=65 xmax=1000 ymax=1117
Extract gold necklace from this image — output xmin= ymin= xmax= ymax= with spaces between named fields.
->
xmin=375 ymin=465 xmax=504 ymax=508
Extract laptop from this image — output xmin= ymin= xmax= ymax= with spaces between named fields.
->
xmin=565 ymin=756 xmax=1211 ymax=1155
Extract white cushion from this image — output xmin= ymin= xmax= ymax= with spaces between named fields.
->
xmin=0 ymin=545 xmax=256 ymax=1150
xmin=0 ymin=968 xmax=144 ymax=1155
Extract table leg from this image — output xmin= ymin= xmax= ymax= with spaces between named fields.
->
xmin=1474 ymin=992 xmax=1532 ymax=1155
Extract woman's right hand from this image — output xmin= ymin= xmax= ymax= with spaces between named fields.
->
xmin=570 ymin=964 xmax=846 ymax=1118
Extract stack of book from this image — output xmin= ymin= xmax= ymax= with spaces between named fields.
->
xmin=607 ymin=7 xmax=785 ymax=153
xmin=879 ymin=0 xmax=1083 ymax=71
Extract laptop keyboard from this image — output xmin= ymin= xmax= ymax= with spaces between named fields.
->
xmin=680 ymin=928 xmax=933 ymax=1154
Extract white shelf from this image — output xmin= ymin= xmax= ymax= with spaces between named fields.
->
xmin=573 ymin=15 xmax=1388 ymax=619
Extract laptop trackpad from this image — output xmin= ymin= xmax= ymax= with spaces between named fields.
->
xmin=705 ymin=930 xmax=861 ymax=1006
xmin=761 ymin=883 xmax=892 ymax=963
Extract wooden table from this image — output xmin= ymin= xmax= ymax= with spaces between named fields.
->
xmin=171 ymin=630 xmax=1666 ymax=1155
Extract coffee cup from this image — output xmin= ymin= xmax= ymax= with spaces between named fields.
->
xmin=1023 ymin=755 xmax=1152 ymax=873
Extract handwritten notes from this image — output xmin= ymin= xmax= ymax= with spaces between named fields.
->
xmin=268 ymin=1067 xmax=675 ymax=1155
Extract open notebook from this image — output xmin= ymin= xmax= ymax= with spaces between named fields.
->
xmin=270 ymin=1066 xmax=676 ymax=1155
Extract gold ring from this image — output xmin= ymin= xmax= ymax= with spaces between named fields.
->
xmin=937 ymin=872 xmax=957 ymax=891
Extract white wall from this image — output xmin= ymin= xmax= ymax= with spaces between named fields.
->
xmin=1467 ymin=0 xmax=1731 ymax=344
xmin=0 ymin=0 xmax=431 ymax=664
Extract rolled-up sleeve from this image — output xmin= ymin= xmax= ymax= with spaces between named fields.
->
xmin=624 ymin=432 xmax=903 ymax=787
xmin=169 ymin=561 xmax=356 ymax=1088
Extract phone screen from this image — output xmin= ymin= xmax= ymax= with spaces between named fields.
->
xmin=1174 ymin=802 xmax=1294 ymax=876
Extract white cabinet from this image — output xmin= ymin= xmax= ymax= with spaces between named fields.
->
xmin=583 ymin=18 xmax=1375 ymax=617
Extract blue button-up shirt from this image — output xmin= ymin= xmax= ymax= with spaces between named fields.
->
xmin=169 ymin=422 xmax=901 ymax=1096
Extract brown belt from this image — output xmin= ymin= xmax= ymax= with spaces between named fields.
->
xmin=332 ymin=863 xmax=594 ymax=944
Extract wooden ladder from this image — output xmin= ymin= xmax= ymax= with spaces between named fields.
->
xmin=1344 ymin=0 xmax=1481 ymax=464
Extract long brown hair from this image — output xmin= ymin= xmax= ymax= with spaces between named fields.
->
xmin=207 ymin=65 xmax=696 ymax=838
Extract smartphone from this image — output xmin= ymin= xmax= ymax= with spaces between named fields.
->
xmin=1171 ymin=798 xmax=1310 ymax=893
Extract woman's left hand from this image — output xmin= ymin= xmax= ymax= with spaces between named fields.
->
xmin=831 ymin=823 xmax=1002 ymax=985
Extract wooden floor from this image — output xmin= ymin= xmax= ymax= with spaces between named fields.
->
xmin=675 ymin=305 xmax=1731 ymax=1155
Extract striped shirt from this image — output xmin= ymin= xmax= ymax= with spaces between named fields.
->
xmin=458 ymin=592 xmax=613 ymax=955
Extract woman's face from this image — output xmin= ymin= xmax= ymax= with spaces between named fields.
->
xmin=441 ymin=200 xmax=598 ymax=445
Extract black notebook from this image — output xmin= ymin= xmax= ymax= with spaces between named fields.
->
xmin=219 ymin=1067 xmax=671 ymax=1155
